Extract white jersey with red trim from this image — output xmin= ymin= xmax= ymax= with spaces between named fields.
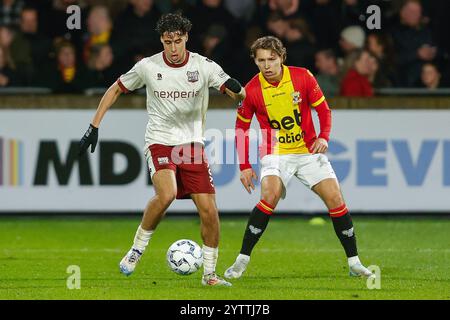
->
xmin=117 ymin=51 xmax=230 ymax=148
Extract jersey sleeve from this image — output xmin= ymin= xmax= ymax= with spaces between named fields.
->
xmin=117 ymin=61 xmax=145 ymax=93
xmin=235 ymin=87 xmax=255 ymax=171
xmin=206 ymin=59 xmax=231 ymax=92
xmin=305 ymin=69 xmax=332 ymax=141
xmin=305 ymin=69 xmax=325 ymax=107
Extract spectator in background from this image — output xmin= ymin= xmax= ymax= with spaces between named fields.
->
xmin=86 ymin=44 xmax=118 ymax=88
xmin=201 ymin=24 xmax=229 ymax=64
xmin=39 ymin=41 xmax=89 ymax=93
xmin=14 ymin=7 xmax=52 ymax=84
xmin=44 ymin=0 xmax=86 ymax=57
xmin=422 ymin=0 xmax=450 ymax=62
xmin=0 ymin=23 xmax=13 ymax=54
xmin=339 ymin=0 xmax=394 ymax=29
xmin=253 ymin=0 xmax=301 ymax=34
xmin=418 ymin=62 xmax=443 ymax=90
xmin=0 ymin=0 xmax=446 ymax=92
xmin=0 ymin=45 xmax=17 ymax=86
xmin=231 ymin=25 xmax=262 ymax=84
xmin=0 ymin=0 xmax=24 ymax=27
xmin=284 ymin=18 xmax=316 ymax=71
xmin=367 ymin=53 xmax=379 ymax=87
xmin=306 ymin=0 xmax=340 ymax=50
xmin=152 ymin=0 xmax=200 ymax=14
xmin=266 ymin=12 xmax=289 ymax=39
xmin=0 ymin=24 xmax=31 ymax=84
xmin=224 ymin=0 xmax=255 ymax=24
xmin=340 ymin=49 xmax=374 ymax=97
xmin=19 ymin=7 xmax=51 ymax=63
xmin=391 ymin=0 xmax=437 ymax=87
xmin=83 ymin=5 xmax=113 ymax=64
xmin=268 ymin=0 xmax=299 ymax=18
xmin=315 ymin=49 xmax=340 ymax=97
xmin=340 ymin=0 xmax=369 ymax=28
xmin=365 ymin=32 xmax=396 ymax=87
xmin=185 ymin=0 xmax=239 ymax=55
xmin=339 ymin=25 xmax=365 ymax=56
xmin=111 ymin=0 xmax=161 ymax=65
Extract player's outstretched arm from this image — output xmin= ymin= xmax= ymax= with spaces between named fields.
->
xmin=223 ymin=78 xmax=246 ymax=101
xmin=79 ymin=82 xmax=122 ymax=155
xmin=91 ymin=82 xmax=123 ymax=127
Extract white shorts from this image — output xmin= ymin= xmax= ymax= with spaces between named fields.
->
xmin=260 ymin=153 xmax=337 ymax=199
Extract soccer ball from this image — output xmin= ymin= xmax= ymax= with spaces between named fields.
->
xmin=166 ymin=239 xmax=203 ymax=275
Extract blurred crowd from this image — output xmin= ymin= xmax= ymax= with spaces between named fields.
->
xmin=0 ymin=0 xmax=449 ymax=96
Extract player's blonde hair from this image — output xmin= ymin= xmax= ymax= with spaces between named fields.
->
xmin=250 ymin=36 xmax=287 ymax=63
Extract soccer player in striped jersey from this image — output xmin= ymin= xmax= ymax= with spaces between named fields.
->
xmin=225 ymin=36 xmax=373 ymax=279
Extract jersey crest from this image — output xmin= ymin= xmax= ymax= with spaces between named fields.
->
xmin=291 ymin=91 xmax=301 ymax=105
xmin=187 ymin=70 xmax=199 ymax=83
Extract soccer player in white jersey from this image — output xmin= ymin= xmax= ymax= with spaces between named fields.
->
xmin=78 ymin=13 xmax=246 ymax=286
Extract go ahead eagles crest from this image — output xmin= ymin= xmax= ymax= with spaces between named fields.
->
xmin=291 ymin=91 xmax=302 ymax=105
xmin=187 ymin=70 xmax=199 ymax=83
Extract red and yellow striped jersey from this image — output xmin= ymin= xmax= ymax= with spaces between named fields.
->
xmin=235 ymin=65 xmax=332 ymax=171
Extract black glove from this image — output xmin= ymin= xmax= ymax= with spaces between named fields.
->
xmin=224 ymin=78 xmax=243 ymax=94
xmin=79 ymin=124 xmax=98 ymax=155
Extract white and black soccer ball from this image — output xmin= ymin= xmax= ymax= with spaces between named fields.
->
xmin=166 ymin=239 xmax=203 ymax=275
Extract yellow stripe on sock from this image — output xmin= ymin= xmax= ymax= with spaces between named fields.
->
xmin=330 ymin=206 xmax=347 ymax=216
xmin=258 ymin=201 xmax=273 ymax=213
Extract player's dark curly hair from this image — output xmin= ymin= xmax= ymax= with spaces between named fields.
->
xmin=156 ymin=13 xmax=192 ymax=36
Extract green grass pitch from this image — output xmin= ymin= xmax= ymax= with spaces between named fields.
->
xmin=0 ymin=216 xmax=449 ymax=300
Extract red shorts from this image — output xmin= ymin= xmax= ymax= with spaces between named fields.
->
xmin=145 ymin=143 xmax=215 ymax=199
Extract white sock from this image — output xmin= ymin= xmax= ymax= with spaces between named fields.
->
xmin=202 ymin=245 xmax=218 ymax=275
xmin=132 ymin=225 xmax=153 ymax=253
xmin=237 ymin=253 xmax=250 ymax=262
xmin=348 ymin=255 xmax=361 ymax=267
